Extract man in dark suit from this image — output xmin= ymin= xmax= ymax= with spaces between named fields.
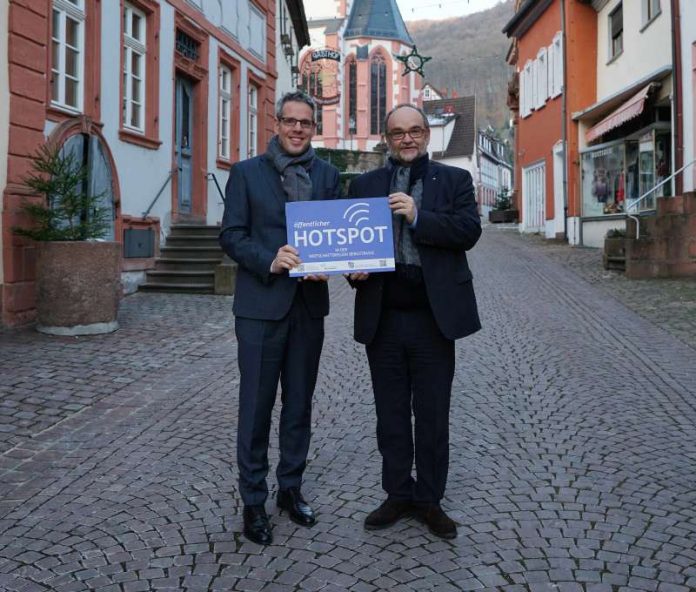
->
xmin=219 ymin=91 xmax=340 ymax=545
xmin=348 ymin=104 xmax=481 ymax=539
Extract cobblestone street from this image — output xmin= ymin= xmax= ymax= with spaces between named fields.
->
xmin=1 ymin=227 xmax=695 ymax=592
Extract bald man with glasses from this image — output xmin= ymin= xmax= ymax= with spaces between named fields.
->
xmin=348 ymin=104 xmax=482 ymax=539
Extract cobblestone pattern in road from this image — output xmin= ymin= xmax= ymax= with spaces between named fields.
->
xmin=0 ymin=228 xmax=695 ymax=591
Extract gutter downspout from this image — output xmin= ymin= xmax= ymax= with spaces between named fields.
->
xmin=560 ymin=0 xmax=569 ymax=242
xmin=671 ymin=0 xmax=683 ymax=196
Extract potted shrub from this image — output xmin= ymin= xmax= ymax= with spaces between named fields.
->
xmin=603 ymin=227 xmax=627 ymax=271
xmin=488 ymin=187 xmax=518 ymax=223
xmin=14 ymin=144 xmax=121 ymax=335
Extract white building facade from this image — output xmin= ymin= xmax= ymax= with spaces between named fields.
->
xmin=573 ymin=0 xmax=673 ymax=247
xmin=1 ymin=0 xmax=309 ymax=326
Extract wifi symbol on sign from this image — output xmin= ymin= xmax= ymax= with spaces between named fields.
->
xmin=343 ymin=202 xmax=370 ymax=226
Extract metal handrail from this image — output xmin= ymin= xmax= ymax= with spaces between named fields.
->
xmin=206 ymin=172 xmax=225 ymax=203
xmin=626 ymin=158 xmax=696 ymax=239
xmin=142 ymin=169 xmax=176 ymax=218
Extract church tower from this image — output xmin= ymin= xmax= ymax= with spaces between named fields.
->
xmin=300 ymin=0 xmax=422 ymax=151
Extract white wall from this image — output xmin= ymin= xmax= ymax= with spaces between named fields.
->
xmin=100 ymin=2 xmax=177 ymax=237
xmin=0 ymin=0 xmax=9 ymax=285
xmin=304 ymin=0 xmax=339 ymax=19
xmin=276 ymin=0 xmax=295 ymax=102
xmin=681 ymin=0 xmax=695 ymax=192
xmin=596 ymin=0 xmax=672 ymax=100
xmin=427 ymin=119 xmax=456 ymax=158
xmin=100 ymin=1 xmax=281 ymax=229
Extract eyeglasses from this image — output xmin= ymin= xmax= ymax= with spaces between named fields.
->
xmin=278 ymin=117 xmax=316 ymax=130
xmin=387 ymin=127 xmax=427 ymax=141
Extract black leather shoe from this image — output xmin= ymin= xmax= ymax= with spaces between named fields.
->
xmin=364 ymin=498 xmax=412 ymax=530
xmin=414 ymin=503 xmax=457 ymax=539
xmin=277 ymin=487 xmax=316 ymax=527
xmin=243 ymin=505 xmax=273 ymax=545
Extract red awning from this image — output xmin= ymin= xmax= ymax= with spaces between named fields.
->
xmin=586 ymin=84 xmax=652 ymax=143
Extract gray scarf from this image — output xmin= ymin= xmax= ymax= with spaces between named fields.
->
xmin=390 ymin=164 xmax=423 ymax=270
xmin=266 ymin=135 xmax=314 ymax=201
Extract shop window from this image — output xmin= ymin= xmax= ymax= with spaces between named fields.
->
xmin=609 ymin=4 xmax=623 ymax=61
xmin=582 ymin=129 xmax=671 ymax=217
xmin=582 ymin=143 xmax=626 ymax=216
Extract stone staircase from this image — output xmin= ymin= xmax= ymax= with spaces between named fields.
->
xmin=139 ymin=224 xmax=224 ymax=293
xmin=624 ymin=192 xmax=696 ymax=279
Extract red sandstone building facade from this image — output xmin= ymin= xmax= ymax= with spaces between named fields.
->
xmin=504 ymin=0 xmax=597 ymax=243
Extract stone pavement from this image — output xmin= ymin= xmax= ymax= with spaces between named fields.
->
xmin=1 ymin=227 xmax=696 ymax=592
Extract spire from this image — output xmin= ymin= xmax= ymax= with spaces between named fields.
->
xmin=343 ymin=0 xmax=414 ymax=46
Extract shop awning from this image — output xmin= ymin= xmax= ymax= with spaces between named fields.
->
xmin=585 ymin=84 xmax=653 ymax=144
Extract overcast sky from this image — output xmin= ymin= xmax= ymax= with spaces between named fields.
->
xmin=396 ymin=0 xmax=504 ymax=20
xmin=304 ymin=0 xmax=506 ymax=22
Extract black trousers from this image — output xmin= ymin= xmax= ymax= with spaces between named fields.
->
xmin=235 ymin=291 xmax=324 ymax=506
xmin=366 ymin=307 xmax=455 ymax=503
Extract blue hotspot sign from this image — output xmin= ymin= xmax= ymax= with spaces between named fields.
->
xmin=285 ymin=197 xmax=395 ymax=277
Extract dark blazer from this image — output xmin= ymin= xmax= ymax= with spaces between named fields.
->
xmin=220 ymin=153 xmax=341 ymax=321
xmin=348 ymin=160 xmax=482 ymax=344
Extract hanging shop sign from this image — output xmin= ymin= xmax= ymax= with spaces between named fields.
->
xmin=304 ymin=48 xmax=341 ymax=106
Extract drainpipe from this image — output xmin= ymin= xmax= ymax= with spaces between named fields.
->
xmin=670 ymin=0 xmax=683 ymax=195
xmin=560 ymin=0 xmax=569 ymax=242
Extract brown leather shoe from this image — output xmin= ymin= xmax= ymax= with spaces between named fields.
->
xmin=364 ymin=498 xmax=412 ymax=530
xmin=414 ymin=504 xmax=457 ymax=539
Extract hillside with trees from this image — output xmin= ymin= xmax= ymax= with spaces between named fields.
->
xmin=407 ymin=0 xmax=515 ymax=133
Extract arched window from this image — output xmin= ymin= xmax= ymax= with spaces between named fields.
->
xmin=59 ymin=132 xmax=117 ymax=240
xmin=370 ymin=52 xmax=387 ymax=135
xmin=346 ymin=57 xmax=357 ymax=134
xmin=299 ymin=57 xmax=323 ymax=135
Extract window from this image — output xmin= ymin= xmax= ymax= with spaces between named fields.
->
xmin=609 ymin=4 xmax=623 ymax=60
xmin=537 ymin=47 xmax=548 ymax=108
xmin=248 ymin=3 xmax=265 ymax=59
xmin=642 ymin=0 xmax=660 ymax=25
xmin=51 ymin=0 xmax=86 ymax=111
xmin=551 ymin=32 xmax=563 ymax=97
xmin=248 ymin=84 xmax=258 ymax=158
xmin=370 ymin=52 xmax=387 ymax=135
xmin=119 ymin=0 xmax=160 ymax=148
xmin=347 ymin=58 xmax=357 ymax=133
xmin=61 ymin=132 xmax=116 ymax=240
xmin=521 ymin=60 xmax=533 ymax=118
xmin=122 ymin=3 xmax=146 ymax=131
xmin=531 ymin=59 xmax=538 ymax=111
xmin=219 ymin=65 xmax=232 ymax=159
